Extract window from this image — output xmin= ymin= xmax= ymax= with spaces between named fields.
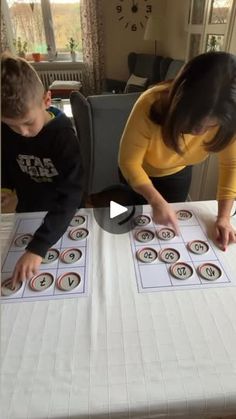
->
xmin=5 ymin=0 xmax=82 ymax=61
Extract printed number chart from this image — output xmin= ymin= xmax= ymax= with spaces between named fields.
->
xmin=130 ymin=206 xmax=236 ymax=293
xmin=1 ymin=210 xmax=91 ymax=303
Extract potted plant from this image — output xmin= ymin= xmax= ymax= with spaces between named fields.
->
xmin=67 ymin=37 xmax=78 ymax=62
xmin=13 ymin=37 xmax=28 ymax=58
xmin=32 ymin=52 xmax=41 ymax=62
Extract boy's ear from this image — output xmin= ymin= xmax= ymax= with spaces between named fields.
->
xmin=43 ymin=91 xmax=52 ymax=108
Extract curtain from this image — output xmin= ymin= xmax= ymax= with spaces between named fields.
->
xmin=1 ymin=11 xmax=10 ymax=52
xmin=80 ymin=0 xmax=105 ymax=96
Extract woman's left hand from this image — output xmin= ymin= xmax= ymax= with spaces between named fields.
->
xmin=214 ymin=216 xmax=236 ymax=251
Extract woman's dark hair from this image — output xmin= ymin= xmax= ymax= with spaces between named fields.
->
xmin=150 ymin=52 xmax=236 ymax=154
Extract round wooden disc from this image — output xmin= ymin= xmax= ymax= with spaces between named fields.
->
xmin=60 ymin=248 xmax=82 ymax=264
xmin=69 ymin=228 xmax=89 ymax=241
xmin=70 ymin=215 xmax=86 ymax=227
xmin=136 ymin=247 xmax=158 ymax=263
xmin=134 ymin=215 xmax=151 ymax=227
xmin=29 ymin=273 xmax=54 ymax=292
xmin=176 ymin=210 xmax=193 ymax=220
xmin=14 ymin=234 xmax=33 ymax=248
xmin=42 ymin=248 xmax=59 ymax=264
xmin=198 ymin=263 xmax=222 ymax=281
xmin=57 ymin=272 xmax=81 ymax=291
xmin=188 ymin=240 xmax=209 ymax=255
xmin=170 ymin=262 xmax=193 ymax=280
xmin=157 ymin=227 xmax=175 ymax=241
xmin=1 ymin=278 xmax=23 ymax=297
xmin=159 ymin=248 xmax=180 ymax=263
xmin=135 ymin=229 xmax=155 ymax=243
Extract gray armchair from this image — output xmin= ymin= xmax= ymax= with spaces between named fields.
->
xmin=70 ymin=91 xmax=141 ymax=203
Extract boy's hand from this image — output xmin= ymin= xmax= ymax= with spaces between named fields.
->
xmin=11 ymin=251 xmax=43 ymax=287
xmin=1 ymin=189 xmax=17 ymax=213
xmin=214 ymin=216 xmax=236 ymax=251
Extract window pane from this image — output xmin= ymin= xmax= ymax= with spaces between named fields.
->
xmin=206 ymin=34 xmax=224 ymax=51
xmin=209 ymin=0 xmax=232 ymax=24
xmin=7 ymin=0 xmax=47 ymax=53
xmin=191 ymin=0 xmax=206 ymax=24
xmin=50 ymin=0 xmax=82 ymax=54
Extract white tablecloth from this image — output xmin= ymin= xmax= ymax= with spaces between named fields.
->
xmin=1 ymin=202 xmax=236 ymax=419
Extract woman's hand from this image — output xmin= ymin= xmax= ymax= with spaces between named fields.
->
xmin=11 ymin=251 xmax=43 ymax=287
xmin=214 ymin=216 xmax=236 ymax=251
xmin=152 ymin=199 xmax=180 ymax=235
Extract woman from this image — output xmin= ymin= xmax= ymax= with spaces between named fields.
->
xmin=119 ymin=51 xmax=236 ymax=251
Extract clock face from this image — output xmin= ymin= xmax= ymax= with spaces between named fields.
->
xmin=115 ymin=0 xmax=153 ymax=31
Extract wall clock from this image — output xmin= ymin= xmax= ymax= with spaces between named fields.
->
xmin=115 ymin=0 xmax=153 ymax=31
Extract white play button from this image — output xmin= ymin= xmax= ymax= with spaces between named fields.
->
xmin=110 ymin=201 xmax=128 ymax=219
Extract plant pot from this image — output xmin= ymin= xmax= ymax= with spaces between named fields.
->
xmin=32 ymin=53 xmax=41 ymax=62
xmin=70 ymin=51 xmax=76 ymax=62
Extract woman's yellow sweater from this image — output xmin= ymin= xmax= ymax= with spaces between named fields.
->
xmin=118 ymin=85 xmax=236 ymax=200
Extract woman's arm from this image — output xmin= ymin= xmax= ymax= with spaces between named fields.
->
xmin=215 ymin=199 xmax=236 ymax=251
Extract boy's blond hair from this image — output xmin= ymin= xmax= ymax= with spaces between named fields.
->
xmin=1 ymin=52 xmax=45 ymax=118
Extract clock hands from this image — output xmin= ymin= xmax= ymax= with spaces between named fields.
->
xmin=131 ymin=0 xmax=138 ymax=13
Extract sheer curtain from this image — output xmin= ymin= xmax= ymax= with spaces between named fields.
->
xmin=80 ymin=0 xmax=105 ymax=95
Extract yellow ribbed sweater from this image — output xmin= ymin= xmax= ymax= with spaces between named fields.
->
xmin=118 ymin=85 xmax=236 ymax=200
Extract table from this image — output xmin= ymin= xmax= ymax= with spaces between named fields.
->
xmin=1 ymin=201 xmax=236 ymax=419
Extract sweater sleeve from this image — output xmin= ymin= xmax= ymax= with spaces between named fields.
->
xmin=26 ymin=128 xmax=84 ymax=257
xmin=118 ymin=93 xmax=154 ymax=188
xmin=217 ymin=135 xmax=236 ymax=200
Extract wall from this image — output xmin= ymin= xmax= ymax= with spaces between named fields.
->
xmin=102 ymin=0 xmax=188 ymax=81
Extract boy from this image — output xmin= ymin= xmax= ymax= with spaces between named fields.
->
xmin=1 ymin=53 xmax=84 ymax=286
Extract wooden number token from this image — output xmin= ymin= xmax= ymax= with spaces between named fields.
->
xmin=136 ymin=247 xmax=158 ymax=263
xmin=188 ymin=240 xmax=209 ymax=255
xmin=198 ymin=263 xmax=222 ymax=281
xmin=14 ymin=234 xmax=33 ymax=248
xmin=60 ymin=248 xmax=82 ymax=264
xmin=157 ymin=227 xmax=175 ymax=241
xmin=42 ymin=248 xmax=59 ymax=264
xmin=135 ymin=229 xmax=154 ymax=243
xmin=70 ymin=215 xmax=86 ymax=227
xmin=69 ymin=228 xmax=89 ymax=241
xmin=134 ymin=215 xmax=151 ymax=227
xmin=29 ymin=273 xmax=54 ymax=292
xmin=170 ymin=262 xmax=193 ymax=280
xmin=176 ymin=210 xmax=193 ymax=220
xmin=1 ymin=278 xmax=23 ymax=297
xmin=57 ymin=272 xmax=81 ymax=291
xmin=159 ymin=248 xmax=180 ymax=263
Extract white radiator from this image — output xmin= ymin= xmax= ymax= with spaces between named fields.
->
xmin=38 ymin=70 xmax=83 ymax=90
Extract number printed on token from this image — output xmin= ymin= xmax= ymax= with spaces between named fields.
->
xmin=198 ymin=263 xmax=222 ymax=281
xmin=157 ymin=227 xmax=175 ymax=241
xmin=159 ymin=248 xmax=180 ymax=263
xmin=176 ymin=210 xmax=193 ymax=220
xmin=42 ymin=248 xmax=59 ymax=264
xmin=69 ymin=228 xmax=89 ymax=241
xmin=136 ymin=247 xmax=158 ymax=263
xmin=170 ymin=262 xmax=193 ymax=280
xmin=14 ymin=234 xmax=33 ymax=248
xmin=1 ymin=278 xmax=23 ymax=297
xmin=134 ymin=215 xmax=151 ymax=227
xmin=188 ymin=240 xmax=209 ymax=255
xmin=135 ymin=229 xmax=154 ymax=243
xmin=60 ymin=248 xmax=82 ymax=264
xmin=57 ymin=272 xmax=81 ymax=291
xmin=29 ymin=273 xmax=54 ymax=292
xmin=70 ymin=215 xmax=86 ymax=227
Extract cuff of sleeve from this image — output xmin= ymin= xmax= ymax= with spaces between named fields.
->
xmin=26 ymin=238 xmax=50 ymax=258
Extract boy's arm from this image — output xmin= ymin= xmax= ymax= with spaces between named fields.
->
xmin=26 ymin=128 xmax=84 ymax=258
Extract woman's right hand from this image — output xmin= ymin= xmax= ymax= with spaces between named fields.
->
xmin=152 ymin=199 xmax=180 ymax=235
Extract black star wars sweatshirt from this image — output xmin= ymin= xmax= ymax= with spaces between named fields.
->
xmin=2 ymin=107 xmax=84 ymax=258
